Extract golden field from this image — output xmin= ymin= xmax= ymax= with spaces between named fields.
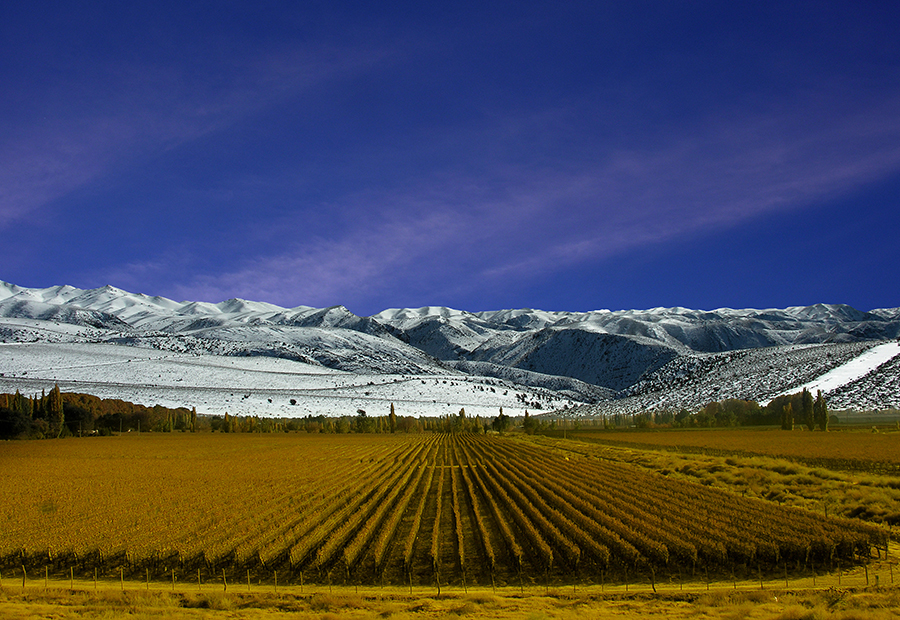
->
xmin=0 ymin=430 xmax=897 ymax=618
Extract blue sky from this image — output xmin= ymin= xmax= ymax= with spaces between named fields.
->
xmin=2 ymin=2 xmax=899 ymax=315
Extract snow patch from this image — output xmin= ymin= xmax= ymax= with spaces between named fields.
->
xmin=778 ymin=341 xmax=900 ymax=400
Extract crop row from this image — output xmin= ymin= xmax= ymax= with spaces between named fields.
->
xmin=0 ymin=432 xmax=885 ymax=585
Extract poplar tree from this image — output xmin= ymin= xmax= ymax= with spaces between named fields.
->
xmin=389 ymin=403 xmax=397 ymax=433
xmin=781 ymin=402 xmax=794 ymax=430
xmin=13 ymin=390 xmax=30 ymax=419
xmin=523 ymin=409 xmax=536 ymax=434
xmin=48 ymin=384 xmax=64 ymax=438
xmin=801 ymin=388 xmax=814 ymax=431
xmin=814 ymin=390 xmax=829 ymax=431
xmin=0 ymin=391 xmax=30 ymax=438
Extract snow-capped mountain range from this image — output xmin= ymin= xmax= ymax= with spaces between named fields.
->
xmin=1 ymin=281 xmax=899 ymax=417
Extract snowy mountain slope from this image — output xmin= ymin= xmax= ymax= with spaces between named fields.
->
xmin=7 ymin=282 xmax=896 ymax=356
xmin=445 ymin=360 xmax=615 ymax=403
xmin=870 ymin=307 xmax=900 ymax=320
xmin=2 ymin=281 xmax=900 ymax=415
xmin=565 ymin=341 xmax=881 ymax=417
xmin=374 ymin=303 xmax=900 ymax=393
xmin=0 ymin=318 xmax=102 ymax=344
xmin=0 ymin=297 xmax=131 ymax=330
xmin=375 ymin=303 xmax=900 ymax=413
xmin=826 ymin=345 xmax=900 ymax=410
xmin=0 ymin=342 xmax=568 ymax=418
xmin=783 ymin=342 xmax=900 ymax=400
xmin=0 ymin=282 xmax=438 ymax=375
xmin=379 ymin=303 xmax=899 ymax=354
xmin=469 ymin=327 xmax=680 ymax=391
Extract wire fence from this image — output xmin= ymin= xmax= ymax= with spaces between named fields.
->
xmin=2 ymin=560 xmax=895 ymax=596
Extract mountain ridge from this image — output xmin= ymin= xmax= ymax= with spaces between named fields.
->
xmin=1 ymin=281 xmax=899 ymax=415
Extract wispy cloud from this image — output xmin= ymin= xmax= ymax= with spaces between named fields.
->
xmin=166 ymin=204 xmax=472 ymax=309
xmin=132 ymin=90 xmax=900 ymax=312
xmin=477 ymin=94 xmax=900 ymax=281
xmin=0 ymin=43 xmax=390 ymax=230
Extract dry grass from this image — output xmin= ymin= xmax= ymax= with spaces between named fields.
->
xmin=529 ymin=434 xmax=900 ymax=528
xmin=0 ymin=584 xmax=898 ymax=619
xmin=566 ymin=427 xmax=900 ymax=465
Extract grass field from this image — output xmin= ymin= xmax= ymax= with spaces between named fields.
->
xmin=0 ymin=580 xmax=899 ymax=619
xmin=533 ymin=428 xmax=900 ymax=527
xmin=562 ymin=427 xmax=900 ymax=468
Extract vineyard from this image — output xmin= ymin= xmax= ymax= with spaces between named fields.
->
xmin=0 ymin=433 xmax=886 ymax=588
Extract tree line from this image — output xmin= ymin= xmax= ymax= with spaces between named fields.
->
xmin=0 ymin=386 xmax=66 ymax=438
xmin=636 ymin=389 xmax=828 ymax=429
xmin=0 ymin=390 xmax=516 ymax=439
xmin=0 ymin=388 xmax=198 ymax=439
xmin=541 ymin=389 xmax=832 ymax=431
xmin=212 ymin=406 xmax=503 ymax=434
xmin=685 ymin=388 xmax=830 ymax=429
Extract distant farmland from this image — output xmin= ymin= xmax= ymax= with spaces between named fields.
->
xmin=561 ymin=428 xmax=900 ymax=471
